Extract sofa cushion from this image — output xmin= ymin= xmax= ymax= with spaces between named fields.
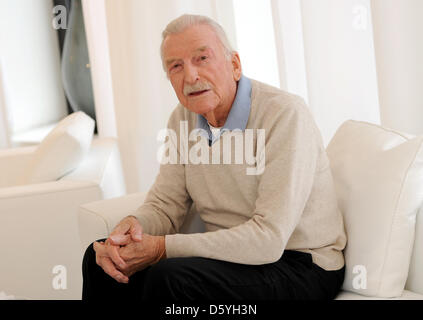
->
xmin=19 ymin=111 xmax=95 ymax=184
xmin=335 ymin=290 xmax=423 ymax=300
xmin=326 ymin=120 xmax=423 ymax=298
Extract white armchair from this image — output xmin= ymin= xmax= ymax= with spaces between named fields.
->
xmin=0 ymin=137 xmax=126 ymax=300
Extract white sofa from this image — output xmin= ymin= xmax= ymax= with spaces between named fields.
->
xmin=78 ymin=120 xmax=423 ymax=300
xmin=78 ymin=193 xmax=423 ymax=300
xmin=0 ymin=137 xmax=126 ymax=300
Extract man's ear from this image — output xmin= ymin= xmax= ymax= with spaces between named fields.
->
xmin=231 ymin=52 xmax=242 ymax=81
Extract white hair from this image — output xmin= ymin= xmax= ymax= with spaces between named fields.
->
xmin=160 ymin=14 xmax=234 ymax=72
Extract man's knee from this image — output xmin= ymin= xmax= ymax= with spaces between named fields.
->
xmin=142 ymin=258 xmax=191 ymax=300
xmin=82 ymin=243 xmax=97 ymax=276
xmin=82 ymin=239 xmax=106 ymax=273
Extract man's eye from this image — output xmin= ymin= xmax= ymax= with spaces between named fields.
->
xmin=200 ymin=56 xmax=208 ymax=61
xmin=170 ymin=64 xmax=181 ymax=72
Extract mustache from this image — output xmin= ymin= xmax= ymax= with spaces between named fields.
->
xmin=183 ymin=81 xmax=212 ymax=96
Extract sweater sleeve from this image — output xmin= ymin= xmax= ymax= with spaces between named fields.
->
xmin=165 ymin=99 xmax=320 ymax=264
xmin=132 ymin=115 xmax=193 ymax=236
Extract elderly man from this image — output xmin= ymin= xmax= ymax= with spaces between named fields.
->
xmin=82 ymin=14 xmax=346 ymax=301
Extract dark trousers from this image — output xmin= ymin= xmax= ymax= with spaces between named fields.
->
xmin=82 ymin=239 xmax=345 ymax=301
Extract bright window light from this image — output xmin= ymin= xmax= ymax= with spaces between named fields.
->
xmin=232 ymin=0 xmax=280 ymax=88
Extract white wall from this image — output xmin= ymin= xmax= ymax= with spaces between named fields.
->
xmin=0 ymin=0 xmax=68 ymax=135
xmin=300 ymin=0 xmax=380 ymax=145
xmin=371 ymin=0 xmax=423 ymax=135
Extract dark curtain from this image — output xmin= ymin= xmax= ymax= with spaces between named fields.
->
xmin=53 ymin=0 xmax=97 ymax=133
xmin=53 ymin=0 xmax=72 ymax=114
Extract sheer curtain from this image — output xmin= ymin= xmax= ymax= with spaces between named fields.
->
xmin=233 ymin=0 xmax=380 ymax=145
xmin=232 ymin=0 xmax=423 ymax=143
xmin=83 ymin=0 xmax=237 ymax=193
xmin=83 ymin=0 xmax=423 ymax=193
xmin=0 ymin=62 xmax=10 ymax=148
xmin=371 ymin=0 xmax=423 ymax=135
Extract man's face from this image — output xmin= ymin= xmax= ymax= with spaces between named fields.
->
xmin=162 ymin=24 xmax=241 ymax=116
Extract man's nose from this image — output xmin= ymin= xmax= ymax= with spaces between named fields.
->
xmin=184 ymin=63 xmax=199 ymax=85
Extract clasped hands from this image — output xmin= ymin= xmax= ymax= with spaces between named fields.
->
xmin=93 ymin=215 xmax=166 ymax=284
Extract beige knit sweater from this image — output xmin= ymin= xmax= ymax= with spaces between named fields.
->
xmin=134 ymin=79 xmax=347 ymax=271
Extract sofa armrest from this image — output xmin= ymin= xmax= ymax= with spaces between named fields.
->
xmin=78 ymin=192 xmax=207 ymax=252
xmin=78 ymin=192 xmax=147 ymax=251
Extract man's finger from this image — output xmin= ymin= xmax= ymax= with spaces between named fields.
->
xmin=105 ymin=241 xmax=127 ymax=270
xmin=129 ymin=221 xmax=143 ymax=242
xmin=99 ymin=256 xmax=129 ymax=284
xmin=109 ymin=220 xmax=131 ymax=239
xmin=109 ymin=216 xmax=143 ymax=244
xmin=108 ymin=234 xmax=131 ymax=246
xmin=93 ymin=241 xmax=108 ymax=257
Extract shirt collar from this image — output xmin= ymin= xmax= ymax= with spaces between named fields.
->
xmin=196 ymin=75 xmax=252 ymax=142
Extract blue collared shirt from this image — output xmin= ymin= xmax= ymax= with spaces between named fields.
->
xmin=195 ymin=75 xmax=252 ymax=145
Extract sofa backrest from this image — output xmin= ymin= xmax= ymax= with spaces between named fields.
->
xmin=61 ymin=137 xmax=126 ymax=199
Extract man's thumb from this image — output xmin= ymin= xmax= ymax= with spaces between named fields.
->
xmin=109 ymin=234 xmax=131 ymax=245
xmin=130 ymin=225 xmax=143 ymax=241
